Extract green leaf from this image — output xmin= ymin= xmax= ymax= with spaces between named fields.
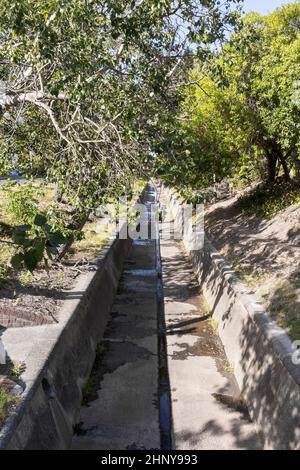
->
xmin=46 ymin=245 xmax=59 ymax=255
xmin=11 ymin=253 xmax=24 ymax=269
xmin=46 ymin=245 xmax=57 ymax=259
xmin=15 ymin=224 xmax=32 ymax=232
xmin=42 ymin=224 xmax=52 ymax=234
xmin=34 ymin=240 xmax=46 ymax=262
xmin=48 ymin=231 xmax=66 ymax=246
xmin=12 ymin=230 xmax=26 ymax=245
xmin=24 ymin=250 xmax=38 ymax=273
xmin=34 ymin=214 xmax=47 ymax=226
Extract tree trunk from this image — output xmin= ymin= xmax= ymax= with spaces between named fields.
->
xmin=267 ymin=154 xmax=277 ymax=183
xmin=55 ymin=213 xmax=90 ymax=261
xmin=278 ymin=153 xmax=290 ymax=182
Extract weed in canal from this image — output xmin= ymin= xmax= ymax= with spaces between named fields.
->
xmin=82 ymin=342 xmax=108 ymax=406
xmin=10 ymin=362 xmax=25 ymax=379
xmin=209 ymin=317 xmax=219 ymax=332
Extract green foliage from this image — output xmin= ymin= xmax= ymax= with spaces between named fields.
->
xmin=238 ymin=181 xmax=300 ymax=218
xmin=0 ymin=388 xmax=18 ymax=427
xmin=217 ymin=4 xmax=300 ymax=181
xmin=10 ymin=362 xmax=25 ymax=379
xmin=0 ymin=181 xmax=83 ymax=272
xmin=209 ymin=317 xmax=219 ymax=332
xmin=2 ymin=181 xmax=39 ymax=225
xmin=0 ymin=262 xmax=9 ymax=283
xmin=0 ymin=1 xmax=243 ymax=274
xmin=178 ymin=186 xmax=216 ymax=206
xmin=168 ymin=3 xmax=300 ymax=190
xmin=267 ymin=279 xmax=300 ymax=341
xmin=11 ymin=214 xmax=66 ymax=272
xmin=0 ymin=0 xmax=241 ymax=213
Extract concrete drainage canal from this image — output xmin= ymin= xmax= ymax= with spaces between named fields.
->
xmin=70 ymin=184 xmax=262 ymax=451
xmin=0 ymin=183 xmax=263 ymax=450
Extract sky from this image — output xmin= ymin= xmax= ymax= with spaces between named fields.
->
xmin=242 ymin=0 xmax=299 ymax=15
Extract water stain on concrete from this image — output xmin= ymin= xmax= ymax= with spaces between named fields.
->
xmin=82 ymin=340 xmax=155 ymax=405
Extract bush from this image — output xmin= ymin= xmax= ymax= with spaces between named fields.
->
xmin=238 ymin=181 xmax=300 ymax=218
xmin=178 ymin=187 xmax=216 ymax=207
xmin=0 ymin=388 xmax=18 ymax=427
xmin=11 ymin=213 xmax=66 ymax=272
xmin=2 ymin=181 xmax=39 ymax=225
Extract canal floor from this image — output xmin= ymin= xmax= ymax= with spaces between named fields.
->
xmin=71 ymin=185 xmax=261 ymax=450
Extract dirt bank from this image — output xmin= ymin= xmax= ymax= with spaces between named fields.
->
xmin=205 ymin=193 xmax=300 ymax=340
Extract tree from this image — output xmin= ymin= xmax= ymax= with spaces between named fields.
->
xmin=0 ymin=0 xmax=241 ymax=269
xmin=174 ymin=3 xmax=300 ymax=188
xmin=0 ymin=1 xmax=241 ymax=206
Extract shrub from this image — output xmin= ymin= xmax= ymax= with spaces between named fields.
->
xmin=238 ymin=181 xmax=300 ymax=218
xmin=2 ymin=181 xmax=39 ymax=225
xmin=0 ymin=388 xmax=18 ymax=427
xmin=11 ymin=213 xmax=66 ymax=272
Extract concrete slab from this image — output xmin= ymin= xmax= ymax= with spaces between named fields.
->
xmin=70 ymin=184 xmax=261 ymax=451
xmin=71 ymin=189 xmax=160 ymax=450
xmin=0 ymin=234 xmax=133 ymax=450
xmin=160 ymin=194 xmax=262 ymax=450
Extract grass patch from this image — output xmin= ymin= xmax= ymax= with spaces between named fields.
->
xmin=18 ymin=271 xmax=33 ymax=286
xmin=209 ymin=317 xmax=219 ymax=332
xmin=234 ymin=264 xmax=268 ymax=289
xmin=238 ymin=181 xmax=300 ymax=219
xmin=81 ymin=343 xmax=107 ymax=406
xmin=0 ymin=244 xmax=13 ymax=287
xmin=264 ymin=279 xmax=300 ymax=341
xmin=10 ymin=362 xmax=25 ymax=379
xmin=199 ymin=290 xmax=212 ymax=316
xmin=223 ymin=359 xmax=235 ymax=375
xmin=0 ymin=387 xmax=18 ymax=427
xmin=70 ymin=221 xmax=108 ymax=258
xmin=0 ymin=262 xmax=10 ymax=284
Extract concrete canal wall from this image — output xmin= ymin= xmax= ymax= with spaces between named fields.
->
xmin=165 ymin=186 xmax=300 ymax=450
xmin=0 ymin=226 xmax=133 ymax=449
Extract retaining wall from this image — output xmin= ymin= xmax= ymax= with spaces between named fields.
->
xmin=165 ymin=186 xmax=300 ymax=450
xmin=0 ymin=231 xmax=133 ymax=449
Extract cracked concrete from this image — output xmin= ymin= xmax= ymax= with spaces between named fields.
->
xmin=71 ymin=185 xmax=262 ymax=450
xmin=160 ymin=192 xmax=262 ymax=450
xmin=71 ymin=187 xmax=160 ymax=450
